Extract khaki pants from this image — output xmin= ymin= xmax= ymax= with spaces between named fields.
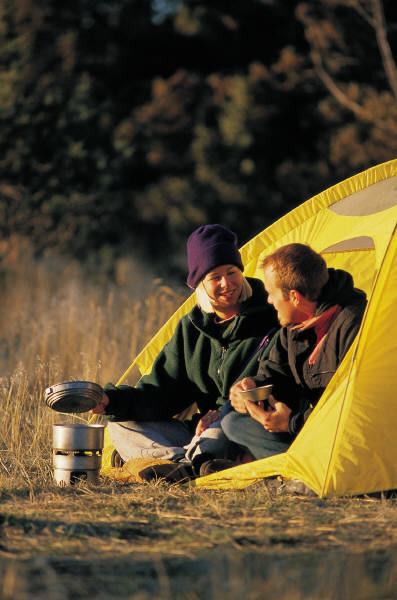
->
xmin=108 ymin=416 xmax=232 ymax=463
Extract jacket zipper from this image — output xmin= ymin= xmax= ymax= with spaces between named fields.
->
xmin=217 ymin=346 xmax=227 ymax=378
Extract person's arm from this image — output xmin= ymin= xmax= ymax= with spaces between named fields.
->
xmin=97 ymin=321 xmax=204 ymax=421
xmin=288 ymin=405 xmax=312 ymax=435
xmin=92 ymin=392 xmax=109 ymax=415
xmin=228 ymin=328 xmax=302 ymax=432
xmin=229 ymin=377 xmax=257 ymax=413
xmin=253 ymin=328 xmax=301 ymax=410
xmin=287 ymin=304 xmax=365 ymax=435
xmin=229 ymin=328 xmax=300 ymax=416
xmin=243 ymin=395 xmax=292 ymax=432
xmin=195 ymin=410 xmax=220 ymax=436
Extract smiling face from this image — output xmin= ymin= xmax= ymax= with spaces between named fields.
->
xmin=202 ymin=264 xmax=243 ymax=317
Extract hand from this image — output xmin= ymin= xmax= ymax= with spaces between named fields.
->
xmin=229 ymin=377 xmax=256 ymax=413
xmin=91 ymin=392 xmax=110 ymax=415
xmin=195 ymin=410 xmax=219 ymax=436
xmin=261 ymin=396 xmax=291 ymax=432
xmin=244 ymin=394 xmax=291 ymax=432
xmin=244 ymin=398 xmax=269 ymax=424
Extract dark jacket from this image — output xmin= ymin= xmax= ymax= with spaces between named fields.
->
xmin=253 ymin=269 xmax=367 ymax=435
xmin=105 ymin=277 xmax=279 ymax=421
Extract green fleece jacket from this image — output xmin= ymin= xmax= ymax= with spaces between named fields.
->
xmin=105 ymin=277 xmax=279 ymax=421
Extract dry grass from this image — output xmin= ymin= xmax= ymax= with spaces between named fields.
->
xmin=0 ymin=255 xmax=186 ymax=489
xmin=1 ymin=255 xmax=397 ymax=599
xmin=1 ymin=482 xmax=397 ymax=599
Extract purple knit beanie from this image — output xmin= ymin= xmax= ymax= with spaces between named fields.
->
xmin=186 ymin=224 xmax=244 ymax=288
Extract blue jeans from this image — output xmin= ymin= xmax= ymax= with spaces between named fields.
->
xmin=221 ymin=406 xmax=294 ymax=460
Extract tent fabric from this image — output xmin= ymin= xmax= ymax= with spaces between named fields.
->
xmin=102 ymin=158 xmax=397 ymax=496
xmin=116 ymin=159 xmax=397 ymax=382
xmin=194 ymin=158 xmax=397 ymax=496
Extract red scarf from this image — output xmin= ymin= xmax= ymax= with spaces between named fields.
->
xmin=291 ymin=305 xmax=341 ymax=365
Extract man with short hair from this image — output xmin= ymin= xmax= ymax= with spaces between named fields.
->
xmin=222 ymin=243 xmax=367 ymax=460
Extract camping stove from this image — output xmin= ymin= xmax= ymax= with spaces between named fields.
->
xmin=53 ymin=424 xmax=105 ymax=485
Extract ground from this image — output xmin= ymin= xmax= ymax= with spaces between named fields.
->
xmin=1 ymin=479 xmax=397 ymax=599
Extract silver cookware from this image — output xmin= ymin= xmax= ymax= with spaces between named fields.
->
xmin=53 ymin=423 xmax=105 ymax=486
xmin=45 ymin=381 xmax=103 ymax=413
xmin=238 ymin=384 xmax=273 ymax=404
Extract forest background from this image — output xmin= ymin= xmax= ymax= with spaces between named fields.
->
xmin=1 ymin=0 xmax=397 ymax=286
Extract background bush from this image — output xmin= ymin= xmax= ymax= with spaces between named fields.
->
xmin=0 ymin=0 xmax=396 ymax=282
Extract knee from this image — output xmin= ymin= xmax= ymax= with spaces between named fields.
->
xmin=108 ymin=420 xmax=143 ymax=434
xmin=221 ymin=410 xmax=245 ymax=441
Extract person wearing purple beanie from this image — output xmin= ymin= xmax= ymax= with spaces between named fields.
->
xmin=93 ymin=224 xmax=279 ymax=482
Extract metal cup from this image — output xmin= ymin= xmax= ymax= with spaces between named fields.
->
xmin=238 ymin=384 xmax=273 ymax=404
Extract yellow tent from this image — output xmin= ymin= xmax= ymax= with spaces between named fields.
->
xmin=104 ymin=158 xmax=397 ymax=497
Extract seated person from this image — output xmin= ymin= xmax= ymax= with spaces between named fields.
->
xmin=224 ymin=243 xmax=367 ymax=461
xmin=92 ymin=224 xmax=279 ymax=479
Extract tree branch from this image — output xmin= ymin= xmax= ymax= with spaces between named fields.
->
xmin=371 ymin=0 xmax=397 ymax=100
xmin=347 ymin=0 xmax=375 ymax=28
xmin=311 ymin=50 xmax=373 ymax=121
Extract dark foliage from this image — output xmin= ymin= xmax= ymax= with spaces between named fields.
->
xmin=0 ymin=0 xmax=396 ymax=281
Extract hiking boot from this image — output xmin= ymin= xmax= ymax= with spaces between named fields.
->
xmin=111 ymin=449 xmax=125 ymax=469
xmin=191 ymin=452 xmax=214 ymax=477
xmin=138 ymin=461 xmax=195 ymax=484
xmin=199 ymin=459 xmax=237 ymax=477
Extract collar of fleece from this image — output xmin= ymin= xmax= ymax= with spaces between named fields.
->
xmin=292 ymin=305 xmax=342 ymax=365
xmin=289 ymin=268 xmax=365 ymax=365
